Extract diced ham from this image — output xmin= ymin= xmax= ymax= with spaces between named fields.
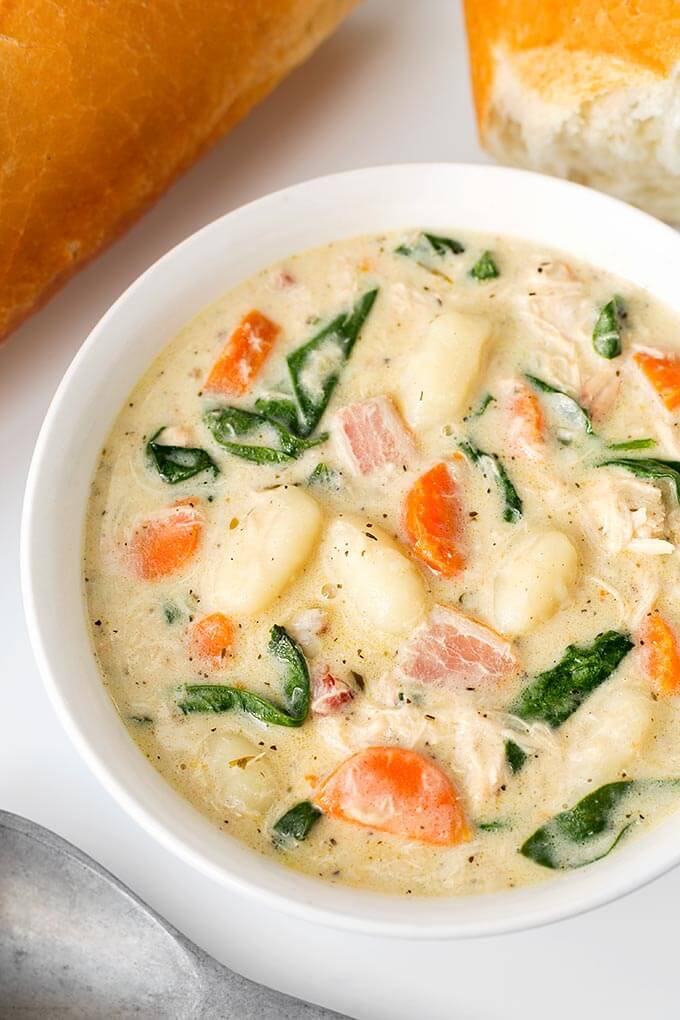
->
xmin=311 ymin=668 xmax=355 ymax=716
xmin=333 ymin=395 xmax=416 ymax=476
xmin=396 ymin=604 xmax=517 ymax=689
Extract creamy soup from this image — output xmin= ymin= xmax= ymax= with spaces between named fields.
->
xmin=84 ymin=230 xmax=680 ymax=896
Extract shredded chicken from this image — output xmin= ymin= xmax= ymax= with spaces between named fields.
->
xmin=286 ymin=608 xmax=328 ymax=657
xmin=579 ymin=471 xmax=673 ymax=555
xmin=580 ymin=367 xmax=621 ymax=421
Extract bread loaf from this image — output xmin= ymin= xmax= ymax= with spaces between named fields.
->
xmin=0 ymin=0 xmax=357 ymax=341
xmin=464 ymin=0 xmax=680 ymax=223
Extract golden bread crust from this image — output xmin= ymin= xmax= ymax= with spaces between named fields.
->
xmin=464 ymin=0 xmax=680 ymax=127
xmin=0 ymin=0 xmax=358 ymax=341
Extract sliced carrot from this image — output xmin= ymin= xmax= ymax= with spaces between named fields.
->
xmin=639 ymin=611 xmax=680 ymax=696
xmin=130 ymin=500 xmax=202 ymax=580
xmin=509 ymin=380 xmax=544 ymax=454
xmin=404 ymin=462 xmax=464 ymax=577
xmin=191 ymin=612 xmax=234 ymax=665
xmin=204 ymin=310 xmax=280 ymax=396
xmin=633 ymin=351 xmax=680 ymax=412
xmin=314 ymin=746 xmax=471 ymax=846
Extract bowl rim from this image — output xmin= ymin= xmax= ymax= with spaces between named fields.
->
xmin=21 ymin=162 xmax=680 ymax=939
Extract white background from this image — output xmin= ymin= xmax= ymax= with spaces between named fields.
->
xmin=2 ymin=2 xmax=678 ymax=1017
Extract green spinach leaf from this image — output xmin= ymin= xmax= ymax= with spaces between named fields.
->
xmin=607 ymin=438 xmax=656 ymax=451
xmin=525 ymin=374 xmax=594 ymax=439
xmin=459 ymin=440 xmax=522 ymax=523
xmin=286 ymin=290 xmax=378 ymax=436
xmin=176 ymin=625 xmax=310 ymax=727
xmin=147 ymin=429 xmax=219 ymax=483
xmin=505 ymin=740 xmax=528 ymax=773
xmin=469 ymin=251 xmax=499 ymax=281
xmin=204 ymin=406 xmax=326 ymax=464
xmin=510 ymin=630 xmax=634 ymax=730
xmin=254 ymin=396 xmax=300 ymax=433
xmin=592 ymin=295 xmax=625 ymax=359
xmin=273 ymin=800 xmax=322 ymax=846
xmin=521 ymin=781 xmax=634 ymax=869
xmin=471 ymin=392 xmax=495 ymax=418
xmin=395 ymin=232 xmax=465 ymax=258
xmin=478 ymin=820 xmax=510 ymax=833
xmin=308 ymin=462 xmax=341 ymax=489
xmin=598 ymin=457 xmax=680 ymax=502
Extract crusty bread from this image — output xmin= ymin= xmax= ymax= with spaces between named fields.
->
xmin=0 ymin=0 xmax=358 ymax=342
xmin=464 ymin=0 xmax=680 ymax=223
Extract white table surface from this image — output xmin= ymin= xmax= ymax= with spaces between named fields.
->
xmin=2 ymin=2 xmax=678 ymax=1017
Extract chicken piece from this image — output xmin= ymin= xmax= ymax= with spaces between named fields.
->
xmin=580 ymin=366 xmax=621 ymax=422
xmin=523 ymin=259 xmax=591 ymax=344
xmin=396 ymin=604 xmax=518 ymax=690
xmin=286 ymin=608 xmax=328 ymax=658
xmin=333 ymin=395 xmax=416 ymax=476
xmin=448 ymin=703 xmax=509 ymax=813
xmin=558 ymin=673 xmax=655 ymax=804
xmin=580 ymin=472 xmax=673 ymax=556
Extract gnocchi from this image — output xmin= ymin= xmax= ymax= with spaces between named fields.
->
xmin=208 ymin=486 xmax=322 ymax=615
xmin=399 ymin=311 xmax=492 ymax=429
xmin=199 ymin=733 xmax=277 ymax=816
xmin=324 ymin=516 xmax=426 ymax=635
xmin=492 ymin=529 xmax=578 ymax=636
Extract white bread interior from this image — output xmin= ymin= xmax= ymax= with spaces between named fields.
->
xmin=481 ymin=46 xmax=680 ymax=224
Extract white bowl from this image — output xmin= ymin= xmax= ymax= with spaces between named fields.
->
xmin=21 ymin=164 xmax=680 ymax=939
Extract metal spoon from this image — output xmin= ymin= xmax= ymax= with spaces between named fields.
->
xmin=0 ymin=810 xmax=350 ymax=1019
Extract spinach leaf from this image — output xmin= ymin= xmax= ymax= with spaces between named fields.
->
xmin=308 ymin=462 xmax=341 ymax=489
xmin=469 ymin=251 xmax=499 ymax=281
xmin=423 ymin=233 xmax=465 ymax=255
xmin=472 ymin=392 xmax=495 ymax=418
xmin=599 ymin=457 xmax=680 ymax=502
xmin=254 ymin=396 xmax=300 ymax=433
xmin=478 ymin=820 xmax=510 ymax=833
xmin=510 ymin=630 xmax=634 ymax=730
xmin=521 ymin=781 xmax=634 ymax=869
xmin=592 ymin=295 xmax=625 ymax=359
xmin=286 ymin=289 xmax=378 ymax=436
xmin=607 ymin=438 xmax=656 ymax=451
xmin=273 ymin=800 xmax=322 ymax=846
xmin=176 ymin=625 xmax=310 ymax=727
xmin=525 ymin=374 xmax=594 ymax=439
xmin=395 ymin=232 xmax=465 ymax=258
xmin=505 ymin=740 xmax=528 ymax=773
xmin=204 ymin=407 xmax=326 ymax=464
xmin=147 ymin=429 xmax=219 ymax=484
xmin=163 ymin=601 xmax=182 ymax=624
xmin=459 ymin=440 xmax=522 ymax=523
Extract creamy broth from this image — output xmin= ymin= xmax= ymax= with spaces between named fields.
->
xmin=84 ymin=230 xmax=680 ymax=896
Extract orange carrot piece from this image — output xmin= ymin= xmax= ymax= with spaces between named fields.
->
xmin=640 ymin=611 xmax=680 ymax=696
xmin=130 ymin=500 xmax=202 ymax=580
xmin=314 ymin=746 xmax=471 ymax=846
xmin=510 ymin=380 xmax=544 ymax=452
xmin=204 ymin=310 xmax=280 ymax=396
xmin=634 ymin=351 xmax=680 ymax=412
xmin=191 ymin=612 xmax=234 ymax=665
xmin=404 ymin=462 xmax=464 ymax=577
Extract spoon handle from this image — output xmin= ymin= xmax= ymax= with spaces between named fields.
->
xmin=0 ymin=811 xmax=351 ymax=1019
xmin=197 ymin=951 xmax=348 ymax=1018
